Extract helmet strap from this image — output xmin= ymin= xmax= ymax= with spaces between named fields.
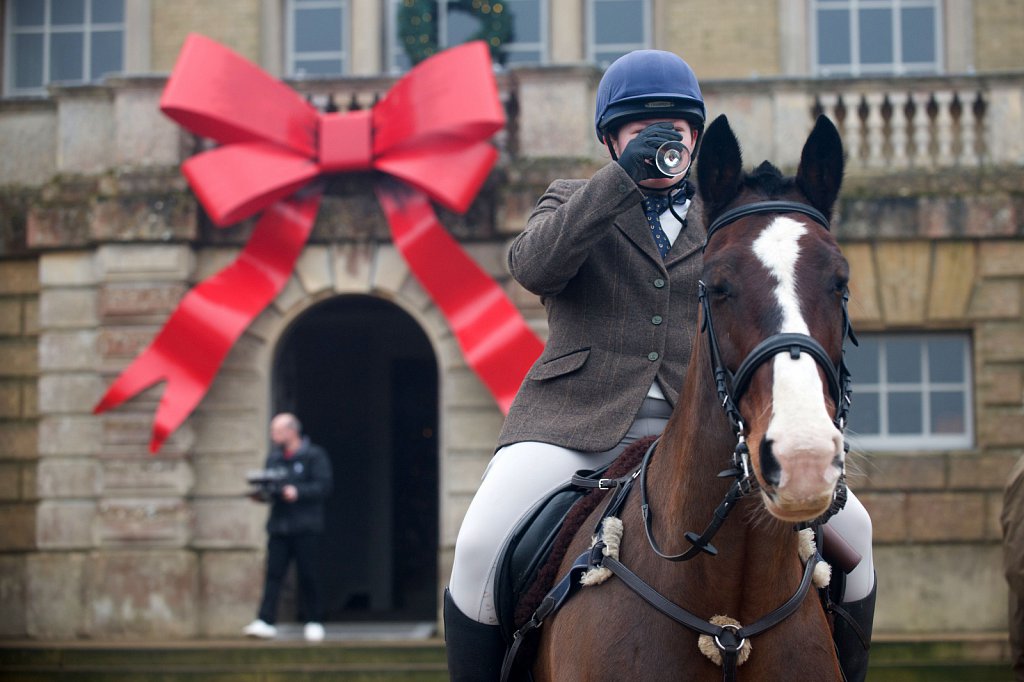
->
xmin=604 ymin=136 xmax=620 ymax=162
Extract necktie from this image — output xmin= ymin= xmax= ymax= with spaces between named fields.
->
xmin=642 ymin=194 xmax=673 ymax=258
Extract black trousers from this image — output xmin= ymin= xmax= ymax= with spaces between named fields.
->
xmin=257 ymin=533 xmax=324 ymax=624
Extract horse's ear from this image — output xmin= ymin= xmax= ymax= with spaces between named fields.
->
xmin=697 ymin=114 xmax=743 ymax=212
xmin=796 ymin=115 xmax=844 ymax=217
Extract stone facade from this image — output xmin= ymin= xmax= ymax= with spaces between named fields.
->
xmin=0 ymin=0 xmax=1021 ymax=646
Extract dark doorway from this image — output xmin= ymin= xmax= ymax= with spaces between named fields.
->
xmin=273 ymin=295 xmax=439 ymax=622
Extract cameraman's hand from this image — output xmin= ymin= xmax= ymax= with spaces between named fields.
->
xmin=616 ymin=122 xmax=682 ymax=184
xmin=282 ymin=484 xmax=298 ymax=502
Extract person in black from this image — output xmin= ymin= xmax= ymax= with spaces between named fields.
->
xmin=243 ymin=413 xmax=333 ymax=642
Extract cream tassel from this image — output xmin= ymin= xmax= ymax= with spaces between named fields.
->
xmin=580 ymin=517 xmax=623 ymax=586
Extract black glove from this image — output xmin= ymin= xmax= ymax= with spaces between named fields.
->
xmin=615 ymin=122 xmax=683 ymax=183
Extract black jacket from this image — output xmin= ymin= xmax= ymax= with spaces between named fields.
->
xmin=261 ymin=438 xmax=333 ymax=536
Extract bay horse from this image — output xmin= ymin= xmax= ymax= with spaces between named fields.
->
xmin=530 ymin=115 xmax=853 ymax=681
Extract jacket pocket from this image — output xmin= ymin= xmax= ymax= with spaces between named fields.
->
xmin=528 ymin=347 xmax=590 ymax=381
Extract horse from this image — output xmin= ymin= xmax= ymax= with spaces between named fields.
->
xmin=529 ymin=114 xmax=853 ymax=681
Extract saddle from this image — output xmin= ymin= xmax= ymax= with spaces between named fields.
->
xmin=493 ymin=437 xmax=656 ymax=642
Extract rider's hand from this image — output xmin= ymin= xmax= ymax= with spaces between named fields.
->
xmin=616 ymin=122 xmax=683 ymax=183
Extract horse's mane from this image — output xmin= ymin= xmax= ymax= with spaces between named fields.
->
xmin=744 ymin=160 xmax=796 ymax=198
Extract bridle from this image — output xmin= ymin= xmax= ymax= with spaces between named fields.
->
xmin=625 ymin=199 xmax=858 ymax=677
xmin=700 ymin=200 xmax=857 ymax=437
xmin=638 ymin=199 xmax=857 ymax=566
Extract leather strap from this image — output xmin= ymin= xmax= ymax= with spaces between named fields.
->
xmin=704 ymin=200 xmax=831 ymax=252
xmin=731 ymin=332 xmax=843 ymax=409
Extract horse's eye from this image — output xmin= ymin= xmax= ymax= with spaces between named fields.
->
xmin=708 ymin=281 xmax=733 ymax=299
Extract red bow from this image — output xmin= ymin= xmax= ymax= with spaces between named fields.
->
xmin=94 ymin=34 xmax=542 ymax=452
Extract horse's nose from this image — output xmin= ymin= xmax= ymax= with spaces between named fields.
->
xmin=760 ymin=439 xmax=782 ymax=487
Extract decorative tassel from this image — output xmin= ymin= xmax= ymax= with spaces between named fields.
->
xmin=698 ymin=615 xmax=752 ymax=666
xmin=798 ymin=527 xmax=832 ymax=588
xmin=580 ymin=517 xmax=623 ymax=586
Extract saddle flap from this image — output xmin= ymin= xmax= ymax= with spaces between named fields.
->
xmin=494 ymin=483 xmax=590 ymax=642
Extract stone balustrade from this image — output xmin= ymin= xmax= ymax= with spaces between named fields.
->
xmin=3 ymin=70 xmax=1023 ymax=191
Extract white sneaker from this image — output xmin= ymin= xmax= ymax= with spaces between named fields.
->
xmin=304 ymin=622 xmax=325 ymax=642
xmin=242 ymin=619 xmax=277 ymax=639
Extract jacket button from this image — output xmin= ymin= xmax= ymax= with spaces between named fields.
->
xmin=651 ymin=315 xmax=663 ymax=325
xmin=618 ymin=184 xmax=629 ymax=193
xmin=648 ymin=351 xmax=659 ymax=361
xmin=653 ymin=278 xmax=665 ymax=288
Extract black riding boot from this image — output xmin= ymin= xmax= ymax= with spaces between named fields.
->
xmin=444 ymin=589 xmax=507 ymax=681
xmin=833 ymin=578 xmax=877 ymax=682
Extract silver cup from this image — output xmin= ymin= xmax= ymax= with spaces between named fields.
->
xmin=655 ymin=140 xmax=692 ymax=177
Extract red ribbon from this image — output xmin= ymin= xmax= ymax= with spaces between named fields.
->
xmin=94 ymin=34 xmax=543 ymax=452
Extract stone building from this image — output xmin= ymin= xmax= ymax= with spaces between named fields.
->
xmin=0 ymin=0 xmax=1022 ymax=653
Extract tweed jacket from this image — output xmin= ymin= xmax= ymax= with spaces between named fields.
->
xmin=497 ymin=162 xmax=705 ymax=452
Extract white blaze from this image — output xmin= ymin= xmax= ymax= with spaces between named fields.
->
xmin=752 ymin=217 xmax=842 ymax=498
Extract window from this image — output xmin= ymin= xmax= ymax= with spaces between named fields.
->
xmin=812 ymin=0 xmax=941 ymax=76
xmin=4 ymin=0 xmax=125 ymax=97
xmin=845 ymin=333 xmax=973 ymax=452
xmin=588 ymin=0 xmax=649 ymax=68
xmin=286 ymin=0 xmax=348 ymax=77
xmin=388 ymin=0 xmax=547 ymax=73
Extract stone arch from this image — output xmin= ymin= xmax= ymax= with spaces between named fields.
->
xmin=256 ymin=243 xmax=454 ymax=623
xmin=271 ymin=293 xmax=439 ymax=621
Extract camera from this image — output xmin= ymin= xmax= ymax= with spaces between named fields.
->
xmin=246 ymin=466 xmax=288 ymax=499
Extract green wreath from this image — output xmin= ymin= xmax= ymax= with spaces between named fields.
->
xmin=398 ymin=0 xmax=514 ymax=66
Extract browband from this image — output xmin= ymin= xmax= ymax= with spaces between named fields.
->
xmin=704 ymin=200 xmax=831 ymax=251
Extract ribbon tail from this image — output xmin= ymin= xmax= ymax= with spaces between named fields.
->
xmin=376 ymin=182 xmax=543 ymax=413
xmin=93 ymin=195 xmax=321 ymax=452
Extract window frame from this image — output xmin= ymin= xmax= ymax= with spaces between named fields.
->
xmin=844 ymin=332 xmax=974 ymax=453
xmin=3 ymin=0 xmax=126 ymax=97
xmin=810 ymin=0 xmax=943 ymax=77
xmin=284 ymin=0 xmax=350 ymax=78
xmin=586 ymin=0 xmax=651 ymax=68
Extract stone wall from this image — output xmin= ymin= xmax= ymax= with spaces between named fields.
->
xmin=662 ymin=0 xmax=780 ymax=79
xmin=2 ymin=165 xmax=1023 ymax=640
xmin=974 ymin=0 xmax=1024 ymax=72
xmin=150 ymin=0 xmax=263 ymax=71
xmin=838 ymin=236 xmax=1024 ymax=632
xmin=0 ymin=259 xmax=39 ymax=637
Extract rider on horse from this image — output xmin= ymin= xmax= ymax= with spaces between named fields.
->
xmin=444 ymin=49 xmax=877 ymax=681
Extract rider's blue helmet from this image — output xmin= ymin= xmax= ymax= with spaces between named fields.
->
xmin=594 ymin=50 xmax=706 ymax=143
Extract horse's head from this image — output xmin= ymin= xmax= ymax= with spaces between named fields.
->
xmin=696 ymin=115 xmax=850 ymax=523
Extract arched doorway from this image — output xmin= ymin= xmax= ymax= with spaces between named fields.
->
xmin=272 ymin=295 xmax=439 ymax=623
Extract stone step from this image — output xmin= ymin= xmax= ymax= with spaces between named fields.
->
xmin=0 ymin=634 xmax=1012 ymax=681
xmin=867 ymin=633 xmax=1012 ymax=681
xmin=0 ymin=640 xmax=449 ymax=681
